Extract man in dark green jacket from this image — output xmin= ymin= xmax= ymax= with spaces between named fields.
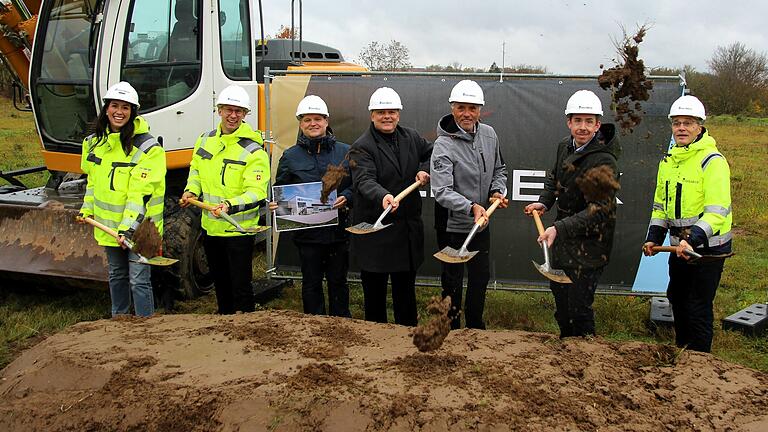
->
xmin=524 ymin=90 xmax=621 ymax=338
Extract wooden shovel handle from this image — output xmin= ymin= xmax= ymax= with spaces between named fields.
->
xmin=393 ymin=180 xmax=423 ymax=203
xmin=182 ymin=197 xmax=217 ymax=212
xmin=81 ymin=216 xmax=119 ymax=240
xmin=485 ymin=197 xmax=504 ymax=218
xmin=651 ymin=246 xmax=678 ymax=253
xmin=532 ymin=210 xmax=546 ymax=236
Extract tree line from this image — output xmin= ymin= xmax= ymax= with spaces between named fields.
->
xmin=358 ymin=40 xmax=768 ymax=118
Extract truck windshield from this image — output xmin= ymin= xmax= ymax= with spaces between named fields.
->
xmin=31 ymin=0 xmax=102 ymax=152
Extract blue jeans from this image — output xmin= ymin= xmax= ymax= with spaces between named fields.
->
xmin=105 ymin=246 xmax=154 ymax=316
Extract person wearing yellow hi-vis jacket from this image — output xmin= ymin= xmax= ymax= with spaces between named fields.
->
xmin=180 ymin=85 xmax=269 ymax=314
xmin=643 ymin=95 xmax=732 ymax=353
xmin=77 ymin=81 xmax=166 ymax=317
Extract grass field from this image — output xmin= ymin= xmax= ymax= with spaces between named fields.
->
xmin=1 ymin=97 xmax=766 ymax=372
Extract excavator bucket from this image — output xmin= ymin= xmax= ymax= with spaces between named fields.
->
xmin=0 ymin=203 xmax=108 ymax=288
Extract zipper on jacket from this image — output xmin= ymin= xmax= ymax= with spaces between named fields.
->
xmin=109 ymin=162 xmax=135 ymax=191
xmin=675 ymin=182 xmax=683 ymax=219
xmin=479 ymin=149 xmax=487 ymax=172
xmin=221 ymin=159 xmax=246 ymax=186
xmin=664 ymin=181 xmax=669 ymax=212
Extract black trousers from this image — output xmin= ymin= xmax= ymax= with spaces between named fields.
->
xmin=296 ymin=241 xmax=351 ymax=317
xmin=667 ymin=255 xmax=725 ymax=353
xmin=203 ymin=233 xmax=255 ymax=314
xmin=437 ymin=227 xmax=491 ymax=330
xmin=549 ymin=267 xmax=604 ymax=338
xmin=360 ymin=270 xmax=417 ymax=326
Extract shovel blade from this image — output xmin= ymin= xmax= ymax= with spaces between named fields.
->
xmin=434 ymin=246 xmax=478 ymax=264
xmin=345 ymin=222 xmax=392 ymax=235
xmin=131 ymin=256 xmax=179 ymax=267
xmin=531 ymin=260 xmax=572 ymax=284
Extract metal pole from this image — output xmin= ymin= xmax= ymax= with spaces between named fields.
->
xmin=263 ymin=67 xmax=274 ymax=277
xmin=500 ymin=41 xmax=505 ymax=83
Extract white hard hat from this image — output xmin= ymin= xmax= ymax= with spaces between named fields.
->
xmin=368 ymin=87 xmax=403 ymax=111
xmin=103 ymin=81 xmax=140 ymax=108
xmin=449 ymin=80 xmax=485 ymax=105
xmin=296 ymin=95 xmax=329 ymax=118
xmin=669 ymin=95 xmax=706 ymax=121
xmin=216 ymin=85 xmax=251 ymax=111
xmin=565 ymin=90 xmax=603 ymax=116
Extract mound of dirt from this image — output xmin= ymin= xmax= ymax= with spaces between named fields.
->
xmin=1 ymin=310 xmax=767 ymax=431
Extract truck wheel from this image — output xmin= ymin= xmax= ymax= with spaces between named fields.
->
xmin=161 ymin=203 xmax=214 ymax=299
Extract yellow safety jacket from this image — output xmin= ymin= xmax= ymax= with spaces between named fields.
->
xmin=184 ymin=122 xmax=269 ymax=237
xmin=80 ymin=116 xmax=166 ymax=247
xmin=646 ymin=129 xmax=732 ymax=254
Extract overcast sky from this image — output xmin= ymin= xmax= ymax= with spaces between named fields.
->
xmin=262 ymin=0 xmax=768 ymax=74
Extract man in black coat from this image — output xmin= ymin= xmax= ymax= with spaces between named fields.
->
xmin=524 ymin=90 xmax=621 ymax=338
xmin=349 ymin=87 xmax=432 ymax=326
xmin=270 ymin=95 xmax=352 ymax=317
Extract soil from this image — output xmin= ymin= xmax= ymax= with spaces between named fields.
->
xmin=577 ymin=165 xmax=621 ymax=203
xmin=132 ymin=217 xmax=162 ymax=258
xmin=412 ymin=296 xmax=452 ymax=352
xmin=2 ymin=310 xmax=767 ymax=431
xmin=321 ymin=162 xmax=348 ymax=204
xmin=598 ymin=25 xmax=654 ymax=135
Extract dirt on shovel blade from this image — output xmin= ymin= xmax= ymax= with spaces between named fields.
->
xmin=412 ymin=296 xmax=452 ymax=352
xmin=132 ymin=218 xmax=162 ymax=258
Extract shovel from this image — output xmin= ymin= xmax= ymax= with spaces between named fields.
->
xmin=433 ymin=197 xmax=504 ymax=264
xmin=650 ymin=245 xmax=734 ymax=263
xmin=346 ymin=180 xmax=422 ymax=235
xmin=531 ymin=211 xmax=572 ymax=284
xmin=81 ymin=217 xmax=178 ymax=266
xmin=183 ymin=198 xmax=269 ymax=234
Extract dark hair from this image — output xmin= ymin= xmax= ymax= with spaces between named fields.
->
xmin=91 ymin=100 xmax=138 ymax=155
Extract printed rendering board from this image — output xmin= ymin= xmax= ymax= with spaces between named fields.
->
xmin=272 ymin=181 xmax=338 ymax=232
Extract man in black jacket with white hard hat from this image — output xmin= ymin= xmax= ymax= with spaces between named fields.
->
xmin=524 ymin=89 xmax=621 ymax=338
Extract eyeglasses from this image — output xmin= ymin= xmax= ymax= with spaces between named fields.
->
xmin=671 ymin=120 xmax=699 ymax=128
xmin=221 ymin=107 xmax=247 ymax=117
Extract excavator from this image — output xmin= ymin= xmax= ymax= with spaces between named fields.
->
xmin=0 ymin=0 xmax=364 ymax=296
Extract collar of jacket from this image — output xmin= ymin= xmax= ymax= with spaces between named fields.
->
xmin=668 ymin=128 xmax=716 ymax=160
xmin=297 ymin=127 xmax=337 ymax=154
xmin=97 ymin=116 xmax=150 ymax=151
xmin=368 ymin=122 xmax=404 ymax=143
xmin=567 ymin=123 xmax=620 ymax=160
xmin=437 ymin=113 xmax=477 ymax=143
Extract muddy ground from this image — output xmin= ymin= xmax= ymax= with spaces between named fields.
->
xmin=1 ymin=310 xmax=766 ymax=431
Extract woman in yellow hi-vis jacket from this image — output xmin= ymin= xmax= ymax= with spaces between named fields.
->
xmin=77 ymin=81 xmax=166 ymax=317
xmin=180 ymin=85 xmax=270 ymax=314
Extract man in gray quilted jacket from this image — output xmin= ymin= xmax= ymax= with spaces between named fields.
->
xmin=430 ymin=80 xmax=508 ymax=330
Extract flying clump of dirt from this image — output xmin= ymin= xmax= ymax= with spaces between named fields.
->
xmin=598 ymin=24 xmax=654 ymax=135
xmin=412 ymin=296 xmax=452 ymax=352
xmin=321 ymin=163 xmax=347 ymax=204
xmin=132 ymin=218 xmax=162 ymax=258
xmin=577 ymin=165 xmax=620 ymax=203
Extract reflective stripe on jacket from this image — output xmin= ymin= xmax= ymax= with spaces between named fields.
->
xmin=646 ymin=129 xmax=732 ymax=254
xmin=80 ymin=116 xmax=166 ymax=247
xmin=185 ymin=122 xmax=269 ymax=237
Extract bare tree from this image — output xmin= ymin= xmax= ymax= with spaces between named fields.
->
xmin=706 ymin=42 xmax=768 ymax=115
xmin=358 ymin=40 xmax=411 ymax=71
xmin=273 ymin=25 xmax=300 ymax=39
